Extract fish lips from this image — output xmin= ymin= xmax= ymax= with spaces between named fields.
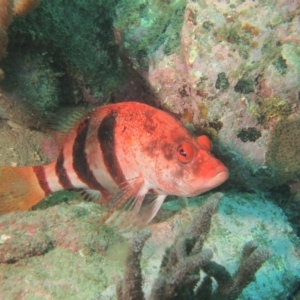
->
xmin=191 ymin=166 xmax=229 ymax=196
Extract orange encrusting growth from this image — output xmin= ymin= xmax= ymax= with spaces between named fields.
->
xmin=13 ymin=0 xmax=40 ymax=16
xmin=0 ymin=0 xmax=40 ymax=77
xmin=0 ymin=165 xmax=46 ymax=212
xmin=0 ymin=0 xmax=13 ymax=29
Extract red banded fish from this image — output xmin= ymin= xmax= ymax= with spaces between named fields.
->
xmin=0 ymin=102 xmax=228 ymax=226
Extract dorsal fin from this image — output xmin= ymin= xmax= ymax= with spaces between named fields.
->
xmin=43 ymin=106 xmax=93 ymax=149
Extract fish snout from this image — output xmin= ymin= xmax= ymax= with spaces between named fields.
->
xmin=189 ymin=159 xmax=228 ymax=196
xmin=203 ymin=163 xmax=228 ymax=188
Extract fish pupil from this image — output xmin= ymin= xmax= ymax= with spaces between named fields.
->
xmin=176 ymin=142 xmax=194 ymax=164
xmin=179 ymin=149 xmax=187 ymax=157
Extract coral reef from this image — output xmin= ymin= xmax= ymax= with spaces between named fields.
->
xmin=117 ymin=193 xmax=271 ymax=300
xmin=0 ymin=201 xmax=127 ymax=299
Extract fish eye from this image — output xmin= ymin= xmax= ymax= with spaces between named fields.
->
xmin=176 ymin=142 xmax=194 ymax=164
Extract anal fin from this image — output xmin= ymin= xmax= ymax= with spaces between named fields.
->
xmin=77 ymin=188 xmax=103 ymax=203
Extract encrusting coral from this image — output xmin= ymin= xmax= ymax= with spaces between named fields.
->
xmin=13 ymin=0 xmax=40 ymax=16
xmin=117 ymin=193 xmax=271 ymax=300
xmin=0 ymin=0 xmax=13 ymax=30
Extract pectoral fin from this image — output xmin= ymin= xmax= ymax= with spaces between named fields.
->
xmin=101 ymin=176 xmax=145 ymax=226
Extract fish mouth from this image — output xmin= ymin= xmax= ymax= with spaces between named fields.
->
xmin=190 ymin=169 xmax=229 ymax=196
xmin=208 ymin=171 xmax=229 ymax=188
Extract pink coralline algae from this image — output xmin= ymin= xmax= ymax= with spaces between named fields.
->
xmin=0 ymin=203 xmax=112 ymax=263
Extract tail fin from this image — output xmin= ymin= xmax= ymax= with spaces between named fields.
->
xmin=0 ymin=166 xmax=46 ymax=213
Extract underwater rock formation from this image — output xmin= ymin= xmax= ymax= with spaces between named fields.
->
xmin=113 ymin=0 xmax=300 ymax=190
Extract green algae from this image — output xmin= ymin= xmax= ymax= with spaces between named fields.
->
xmin=237 ymin=127 xmax=261 ymax=142
xmin=1 ymin=49 xmax=62 ymax=115
xmin=215 ymin=72 xmax=230 ymax=91
xmin=250 ymin=96 xmax=291 ymax=125
xmin=234 ymin=78 xmax=255 ymax=94
xmin=282 ymin=43 xmax=300 ymax=74
xmin=5 ymin=0 xmax=122 ymax=113
xmin=273 ymin=55 xmax=288 ymax=75
xmin=114 ymin=0 xmax=186 ymax=58
xmin=214 ymin=20 xmax=259 ymax=59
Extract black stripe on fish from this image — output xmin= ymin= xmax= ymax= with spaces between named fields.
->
xmin=73 ymin=117 xmax=110 ymax=195
xmin=55 ymin=151 xmax=74 ymax=189
xmin=98 ymin=111 xmax=126 ymax=185
xmin=32 ymin=165 xmax=52 ymax=196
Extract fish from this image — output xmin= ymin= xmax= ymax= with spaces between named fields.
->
xmin=0 ymin=101 xmax=228 ymax=226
